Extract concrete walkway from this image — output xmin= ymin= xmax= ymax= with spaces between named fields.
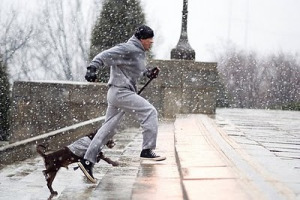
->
xmin=215 ymin=109 xmax=300 ymax=200
xmin=174 ymin=114 xmax=257 ymax=200
xmin=0 ymin=109 xmax=299 ymax=200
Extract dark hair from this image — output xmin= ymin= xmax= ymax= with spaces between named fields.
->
xmin=134 ymin=25 xmax=154 ymax=40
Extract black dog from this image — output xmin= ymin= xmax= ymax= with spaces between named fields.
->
xmin=37 ymin=131 xmax=119 ymax=195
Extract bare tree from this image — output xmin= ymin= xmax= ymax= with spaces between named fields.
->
xmin=0 ymin=4 xmax=34 ymax=140
xmin=31 ymin=0 xmax=99 ymax=81
xmin=0 ymin=8 xmax=33 ymax=68
xmin=264 ymin=52 xmax=300 ymax=108
xmin=216 ymin=44 xmax=300 ymax=110
xmin=4 ymin=0 xmax=100 ymax=82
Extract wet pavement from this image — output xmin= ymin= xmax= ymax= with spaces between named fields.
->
xmin=0 ymin=109 xmax=299 ymax=200
xmin=215 ymin=109 xmax=300 ymax=200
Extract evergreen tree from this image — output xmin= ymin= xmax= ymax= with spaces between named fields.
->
xmin=90 ymin=0 xmax=146 ymax=82
xmin=0 ymin=56 xmax=10 ymax=141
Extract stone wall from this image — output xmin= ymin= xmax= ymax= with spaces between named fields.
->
xmin=9 ymin=60 xmax=218 ymax=142
xmin=9 ymin=81 xmax=108 ymax=143
xmin=145 ymin=60 xmax=218 ymax=118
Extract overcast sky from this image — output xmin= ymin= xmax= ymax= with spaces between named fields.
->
xmin=141 ymin=0 xmax=300 ymax=61
xmin=2 ymin=0 xmax=300 ymax=62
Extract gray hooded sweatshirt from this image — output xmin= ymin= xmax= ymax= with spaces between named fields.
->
xmin=90 ymin=35 xmax=147 ymax=92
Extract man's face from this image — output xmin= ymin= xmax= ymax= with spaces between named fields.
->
xmin=140 ymin=38 xmax=153 ymax=51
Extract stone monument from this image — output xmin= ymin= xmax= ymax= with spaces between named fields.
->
xmin=146 ymin=0 xmax=219 ymax=117
xmin=171 ymin=0 xmax=195 ymax=60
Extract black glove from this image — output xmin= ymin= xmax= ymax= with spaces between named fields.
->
xmin=146 ymin=67 xmax=160 ymax=79
xmin=85 ymin=65 xmax=97 ymax=82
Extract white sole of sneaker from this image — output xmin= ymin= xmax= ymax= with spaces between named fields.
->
xmin=140 ymin=156 xmax=166 ymax=161
xmin=78 ymin=162 xmax=97 ymax=183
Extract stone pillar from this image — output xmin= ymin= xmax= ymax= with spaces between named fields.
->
xmin=167 ymin=0 xmax=219 ymax=117
xmin=145 ymin=60 xmax=218 ymax=118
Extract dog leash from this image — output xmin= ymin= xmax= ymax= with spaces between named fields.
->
xmin=137 ymin=77 xmax=155 ymax=95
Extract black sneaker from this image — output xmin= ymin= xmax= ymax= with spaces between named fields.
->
xmin=140 ymin=149 xmax=166 ymax=161
xmin=78 ymin=159 xmax=97 ymax=183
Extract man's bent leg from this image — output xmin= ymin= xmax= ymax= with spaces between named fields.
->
xmin=78 ymin=106 xmax=123 ymax=183
xmin=110 ymin=88 xmax=165 ymax=161
xmin=111 ymin=89 xmax=158 ymax=150
xmin=84 ymin=107 xmax=124 ymax=163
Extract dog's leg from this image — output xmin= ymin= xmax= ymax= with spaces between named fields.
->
xmin=47 ymin=171 xmax=58 ymax=195
xmin=98 ymin=153 xmax=119 ymax=166
xmin=103 ymin=157 xmax=119 ymax=166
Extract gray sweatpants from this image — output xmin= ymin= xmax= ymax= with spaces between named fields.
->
xmin=84 ymin=86 xmax=158 ymax=163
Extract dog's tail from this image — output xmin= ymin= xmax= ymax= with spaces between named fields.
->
xmin=36 ymin=144 xmax=47 ymax=157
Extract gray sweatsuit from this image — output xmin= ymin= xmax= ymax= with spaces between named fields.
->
xmin=84 ymin=36 xmax=158 ymax=164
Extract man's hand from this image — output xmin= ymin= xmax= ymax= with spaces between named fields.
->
xmin=146 ymin=67 xmax=160 ymax=79
xmin=85 ymin=65 xmax=97 ymax=82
